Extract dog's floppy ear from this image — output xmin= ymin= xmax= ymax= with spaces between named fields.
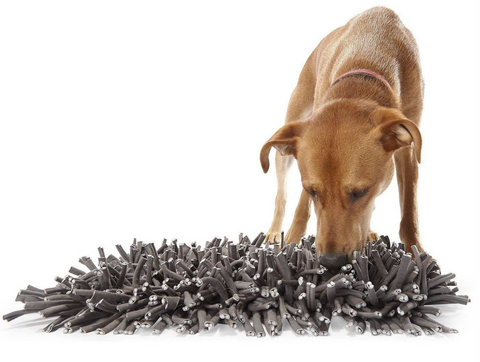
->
xmin=372 ymin=107 xmax=422 ymax=163
xmin=260 ymin=121 xmax=307 ymax=173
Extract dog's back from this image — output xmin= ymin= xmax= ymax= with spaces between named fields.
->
xmin=313 ymin=7 xmax=423 ymax=114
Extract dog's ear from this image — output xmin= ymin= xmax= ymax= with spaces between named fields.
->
xmin=372 ymin=107 xmax=422 ymax=163
xmin=260 ymin=121 xmax=307 ymax=173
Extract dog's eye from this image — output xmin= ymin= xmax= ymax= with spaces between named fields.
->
xmin=306 ymin=188 xmax=317 ymax=200
xmin=351 ymin=188 xmax=368 ymax=201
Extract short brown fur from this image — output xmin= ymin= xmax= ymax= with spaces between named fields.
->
xmin=261 ymin=7 xmax=424 ymax=257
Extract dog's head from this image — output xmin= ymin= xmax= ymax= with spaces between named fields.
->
xmin=260 ymin=99 xmax=421 ymax=264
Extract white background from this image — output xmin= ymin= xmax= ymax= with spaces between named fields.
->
xmin=0 ymin=0 xmax=478 ymax=360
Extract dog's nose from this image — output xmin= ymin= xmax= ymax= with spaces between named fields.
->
xmin=319 ymin=252 xmax=348 ymax=271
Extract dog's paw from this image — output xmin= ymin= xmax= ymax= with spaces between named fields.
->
xmin=367 ymin=230 xmax=379 ymax=242
xmin=265 ymin=231 xmax=283 ymax=243
xmin=284 ymin=230 xmax=302 ymax=245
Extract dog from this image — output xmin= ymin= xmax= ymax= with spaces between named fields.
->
xmin=260 ymin=7 xmax=424 ymax=269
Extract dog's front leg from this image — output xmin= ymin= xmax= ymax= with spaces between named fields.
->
xmin=265 ymin=152 xmax=294 ymax=242
xmin=394 ymin=147 xmax=424 ymax=253
xmin=285 ymin=189 xmax=312 ymax=244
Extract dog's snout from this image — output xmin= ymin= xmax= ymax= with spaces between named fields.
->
xmin=319 ymin=252 xmax=348 ymax=271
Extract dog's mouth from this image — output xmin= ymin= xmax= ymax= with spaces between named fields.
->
xmin=317 ymin=237 xmax=371 ymax=271
xmin=318 ymin=253 xmax=349 ymax=272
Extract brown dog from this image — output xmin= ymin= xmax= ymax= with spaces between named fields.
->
xmin=260 ymin=7 xmax=424 ymax=268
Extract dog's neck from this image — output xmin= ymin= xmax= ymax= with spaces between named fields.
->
xmin=321 ymin=70 xmax=401 ymax=110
